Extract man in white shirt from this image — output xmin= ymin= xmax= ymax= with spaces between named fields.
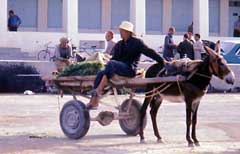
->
xmin=104 ymin=30 xmax=116 ymax=55
xmin=193 ymin=33 xmax=204 ymax=60
xmin=86 ymin=31 xmax=116 ymax=64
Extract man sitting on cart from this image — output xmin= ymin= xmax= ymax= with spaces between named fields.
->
xmin=87 ymin=21 xmax=164 ymax=109
xmin=54 ymin=37 xmax=73 ymax=72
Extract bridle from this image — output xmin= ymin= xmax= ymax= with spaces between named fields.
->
xmin=208 ymin=56 xmax=220 ymax=77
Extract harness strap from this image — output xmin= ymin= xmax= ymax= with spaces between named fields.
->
xmin=195 ymin=72 xmax=212 ymax=79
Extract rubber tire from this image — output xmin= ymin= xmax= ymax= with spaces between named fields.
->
xmin=60 ymin=100 xmax=90 ymax=139
xmin=38 ymin=50 xmax=50 ymax=61
xmin=119 ymin=99 xmax=147 ymax=136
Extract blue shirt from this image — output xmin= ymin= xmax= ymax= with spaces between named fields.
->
xmin=163 ymin=33 xmax=176 ymax=60
xmin=8 ymin=15 xmax=21 ymax=27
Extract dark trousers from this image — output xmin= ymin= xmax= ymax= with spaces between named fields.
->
xmin=93 ymin=60 xmax=135 ymax=89
xmin=8 ymin=26 xmax=18 ymax=31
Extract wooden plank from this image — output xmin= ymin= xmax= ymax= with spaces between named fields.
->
xmin=54 ymin=75 xmax=186 ymax=90
xmin=59 ymin=81 xmax=93 ymax=87
xmin=110 ymin=75 xmax=186 ymax=87
xmin=54 ymin=75 xmax=96 ymax=81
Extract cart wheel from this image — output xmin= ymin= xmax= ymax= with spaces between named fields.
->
xmin=60 ymin=100 xmax=90 ymax=139
xmin=119 ymin=99 xmax=147 ymax=136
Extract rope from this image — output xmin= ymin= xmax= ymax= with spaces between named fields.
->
xmin=195 ymin=72 xmax=212 ymax=79
xmin=177 ymin=80 xmax=183 ymax=95
xmin=122 ymin=83 xmax=173 ymax=99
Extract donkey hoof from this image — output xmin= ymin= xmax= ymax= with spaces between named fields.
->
xmin=140 ymin=139 xmax=146 ymax=144
xmin=194 ymin=142 xmax=200 ymax=147
xmin=188 ymin=143 xmax=194 ymax=147
xmin=157 ymin=139 xmax=164 ymax=143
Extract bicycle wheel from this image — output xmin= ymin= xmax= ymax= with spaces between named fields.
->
xmin=38 ymin=50 xmax=50 ymax=61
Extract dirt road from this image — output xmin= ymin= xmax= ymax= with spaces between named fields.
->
xmin=0 ymin=94 xmax=239 ymax=154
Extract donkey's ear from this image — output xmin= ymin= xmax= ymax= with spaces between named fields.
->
xmin=215 ymin=40 xmax=221 ymax=55
xmin=204 ymin=45 xmax=214 ymax=56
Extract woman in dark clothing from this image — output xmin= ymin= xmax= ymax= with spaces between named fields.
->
xmin=87 ymin=21 xmax=164 ymax=109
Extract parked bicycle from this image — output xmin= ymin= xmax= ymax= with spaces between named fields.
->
xmin=37 ymin=41 xmax=56 ymax=61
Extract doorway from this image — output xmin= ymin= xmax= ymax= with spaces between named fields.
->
xmin=229 ymin=0 xmax=240 ymax=36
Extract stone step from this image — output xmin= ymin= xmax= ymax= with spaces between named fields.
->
xmin=0 ymin=48 xmax=22 ymax=54
xmin=0 ymin=56 xmax=36 ymax=60
xmin=0 ymin=48 xmax=37 ymax=60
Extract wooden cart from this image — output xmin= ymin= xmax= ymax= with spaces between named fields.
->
xmin=52 ymin=75 xmax=186 ymax=139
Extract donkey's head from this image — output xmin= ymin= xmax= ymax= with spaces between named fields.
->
xmin=204 ymin=41 xmax=235 ymax=85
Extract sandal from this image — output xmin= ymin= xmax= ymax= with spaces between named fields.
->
xmin=86 ymin=90 xmax=100 ymax=110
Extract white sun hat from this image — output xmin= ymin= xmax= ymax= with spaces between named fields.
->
xmin=119 ymin=21 xmax=135 ymax=35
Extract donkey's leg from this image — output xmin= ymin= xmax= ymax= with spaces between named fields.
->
xmin=150 ymin=96 xmax=163 ymax=143
xmin=185 ymin=101 xmax=194 ymax=147
xmin=192 ymin=104 xmax=200 ymax=146
xmin=139 ymin=96 xmax=151 ymax=143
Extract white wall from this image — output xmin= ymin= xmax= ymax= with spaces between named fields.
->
xmin=1 ymin=31 xmax=240 ymax=56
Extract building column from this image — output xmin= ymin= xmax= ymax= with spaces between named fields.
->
xmin=130 ymin=0 xmax=146 ymax=37
xmin=220 ymin=0 xmax=229 ymax=37
xmin=37 ymin=0 xmax=48 ymax=32
xmin=162 ymin=0 xmax=172 ymax=34
xmin=0 ymin=0 xmax=8 ymax=33
xmin=63 ymin=0 xmax=78 ymax=38
xmin=193 ymin=0 xmax=209 ymax=38
xmin=102 ymin=0 xmax=111 ymax=32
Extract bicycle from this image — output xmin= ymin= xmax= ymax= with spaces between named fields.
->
xmin=37 ymin=41 xmax=56 ymax=61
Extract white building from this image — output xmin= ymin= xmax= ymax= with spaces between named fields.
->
xmin=0 ymin=0 xmax=240 ymax=55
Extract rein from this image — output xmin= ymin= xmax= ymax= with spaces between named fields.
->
xmin=194 ymin=72 xmax=212 ymax=79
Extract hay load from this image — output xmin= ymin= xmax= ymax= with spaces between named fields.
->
xmin=57 ymin=61 xmax=105 ymax=77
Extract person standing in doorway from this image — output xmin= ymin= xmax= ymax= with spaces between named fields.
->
xmin=163 ymin=26 xmax=177 ymax=61
xmin=8 ymin=10 xmax=21 ymax=31
xmin=187 ymin=22 xmax=193 ymax=34
xmin=233 ymin=16 xmax=240 ymax=37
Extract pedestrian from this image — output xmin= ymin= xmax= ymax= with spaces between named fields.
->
xmin=86 ymin=30 xmax=116 ymax=64
xmin=187 ymin=22 xmax=193 ymax=34
xmin=54 ymin=37 xmax=73 ymax=72
xmin=104 ymin=30 xmax=116 ymax=55
xmin=193 ymin=33 xmax=204 ymax=60
xmin=233 ymin=16 xmax=240 ymax=37
xmin=188 ymin=32 xmax=195 ymax=44
xmin=8 ymin=10 xmax=21 ymax=31
xmin=86 ymin=21 xmax=164 ymax=109
xmin=163 ymin=26 xmax=177 ymax=61
xmin=177 ymin=33 xmax=194 ymax=60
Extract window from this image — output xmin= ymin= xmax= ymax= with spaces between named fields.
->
xmin=78 ymin=0 xmax=102 ymax=30
xmin=209 ymin=0 xmax=220 ymax=34
xmin=229 ymin=1 xmax=240 ymax=7
xmin=8 ymin=0 xmax=38 ymax=28
xmin=48 ymin=0 xmax=62 ymax=28
xmin=146 ymin=0 xmax=163 ymax=33
xmin=172 ymin=0 xmax=193 ymax=32
xmin=111 ymin=0 xmax=130 ymax=30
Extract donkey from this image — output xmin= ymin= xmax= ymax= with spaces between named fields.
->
xmin=139 ymin=46 xmax=235 ymax=147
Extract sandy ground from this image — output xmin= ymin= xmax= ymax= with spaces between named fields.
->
xmin=0 ymin=94 xmax=239 ymax=154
